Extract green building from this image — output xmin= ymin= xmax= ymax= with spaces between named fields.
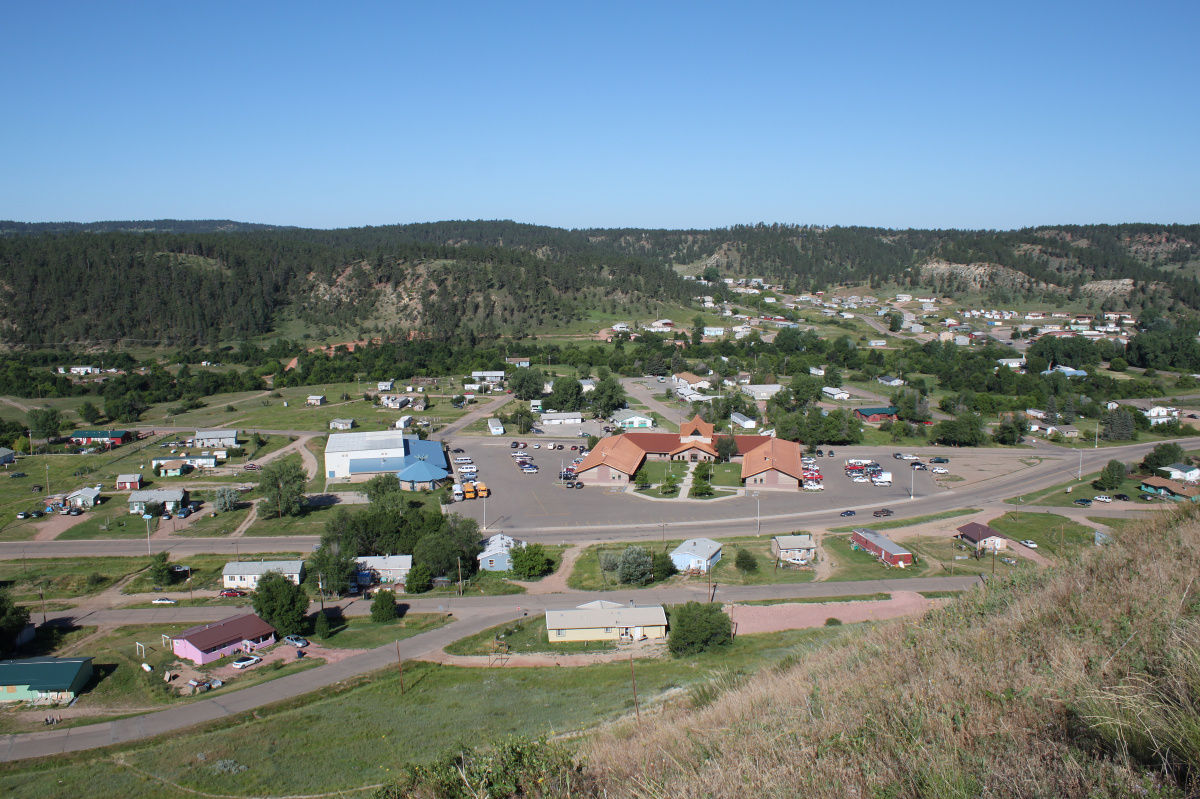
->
xmin=0 ymin=656 xmax=94 ymax=702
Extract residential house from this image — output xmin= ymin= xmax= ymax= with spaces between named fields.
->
xmin=868 ymin=339 xmax=887 ymax=347
xmin=808 ymin=366 xmax=826 ymax=377
xmin=115 ymin=474 xmax=142 ymax=491
xmin=487 ymin=418 xmax=505 ymax=436
xmin=0 ymin=448 xmax=14 ymax=466
xmin=69 ymin=366 xmax=99 ymax=375
xmin=377 ymin=380 xmax=395 ymax=392
xmin=545 ymin=600 xmax=668 ymax=643
xmin=1159 ymin=463 xmax=1200 ymax=482
xmin=822 ymin=387 xmax=850 ymax=401
xmin=170 ymin=614 xmax=276 ymax=666
xmin=672 ymin=372 xmax=712 ymax=391
xmin=379 ymin=395 xmax=410 ymax=410
xmin=772 ymin=534 xmax=816 ymax=564
xmin=740 ymin=384 xmax=784 ymax=401
xmin=854 ymin=406 xmax=899 ymax=423
xmin=954 ymin=335 xmax=971 ymax=346
xmin=703 ymin=326 xmax=726 ymax=337
xmin=66 ymin=487 xmax=100 ymax=509
xmin=505 ymin=357 xmax=532 ymax=368
xmin=669 ymin=538 xmax=723 ymax=573
xmin=851 ymin=529 xmax=913 ymax=567
xmin=222 ymin=560 xmax=306 ymax=589
xmin=0 ymin=657 xmax=94 ymax=702
xmin=876 ymin=375 xmax=905 ymax=388
xmin=306 ymin=395 xmax=327 ymax=406
xmin=894 ymin=294 xmax=913 ymax=302
xmin=1049 ymin=424 xmax=1080 ymax=439
xmin=956 ymin=522 xmax=1007 ymax=552
xmin=1139 ymin=476 xmax=1200 ymax=503
xmin=356 ymin=555 xmax=412 ymax=586
xmin=579 ymin=379 xmax=596 ymax=393
xmin=193 ymin=429 xmax=238 ymax=448
xmin=1105 ymin=401 xmax=1121 ymax=411
xmin=612 ymin=410 xmax=654 ymax=429
xmin=611 ymin=323 xmax=631 ymax=333
xmin=1144 ymin=406 xmax=1177 ymax=426
xmin=1040 ymin=366 xmax=1088 ymax=378
xmin=996 ymin=358 xmax=1026 ymax=370
xmin=471 ymin=371 xmax=506 ymax=383
xmin=155 ymin=460 xmax=188 ymax=477
xmin=329 ymin=418 xmax=355 ymax=431
xmin=477 ymin=535 xmax=524 ymax=572
xmin=128 ymin=488 xmax=187 ymax=514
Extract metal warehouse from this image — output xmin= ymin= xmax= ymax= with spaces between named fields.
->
xmin=323 ymin=431 xmax=449 ymax=480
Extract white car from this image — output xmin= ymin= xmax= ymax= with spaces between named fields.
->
xmin=533 ymin=444 xmax=541 ymax=449
xmin=853 ymin=476 xmax=869 ymax=483
xmin=231 ymin=655 xmax=262 ymax=669
xmin=151 ymin=597 xmax=177 ymax=605
xmin=1020 ymin=539 xmax=1038 ymax=549
xmin=1093 ymin=495 xmax=1113 ymax=503
xmin=932 ymin=467 xmax=949 ymax=474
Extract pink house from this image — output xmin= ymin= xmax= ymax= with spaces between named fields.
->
xmin=170 ymin=614 xmax=276 ymax=665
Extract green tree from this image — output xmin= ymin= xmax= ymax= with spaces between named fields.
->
xmin=306 ymin=542 xmax=358 ymax=596
xmin=668 ymin=601 xmax=732 ymax=657
xmin=405 ymin=563 xmax=432 ymax=594
xmin=213 ymin=486 xmax=241 ymax=513
xmin=616 ymin=545 xmax=654 ymax=586
xmin=77 ymin=401 xmax=102 ymax=425
xmin=931 ymin=411 xmax=987 ymax=447
xmin=252 ymin=571 xmax=309 ymax=635
xmin=633 ymin=468 xmax=651 ymax=489
xmin=992 ymin=414 xmax=1029 ymax=445
xmin=0 ymin=590 xmax=31 ymax=656
xmin=508 ymin=367 xmax=545 ymax=401
xmin=1142 ymin=442 xmax=1186 ymax=475
xmin=547 ymin=377 xmax=584 ymax=412
xmin=735 ymin=548 xmax=758 ymax=573
xmin=1109 ymin=356 xmax=1128 ymax=372
xmin=510 ymin=543 xmax=553 ymax=580
xmin=589 ymin=374 xmax=627 ymax=417
xmin=1094 ymin=459 xmax=1127 ymax=491
xmin=27 ymin=408 xmax=63 ymax=441
xmin=652 ymin=552 xmax=678 ymax=582
xmin=149 ymin=552 xmax=172 ymax=586
xmin=887 ymin=312 xmax=903 ymax=332
xmin=413 ymin=515 xmax=482 ymax=578
xmin=370 ymin=589 xmax=398 ymax=622
xmin=691 ymin=315 xmax=704 ymax=346
xmin=364 ymin=473 xmax=403 ymax=504
xmin=313 ymin=609 xmax=332 ymax=639
xmin=715 ymin=435 xmax=739 ymax=463
xmin=258 ymin=458 xmax=308 ymax=518
xmin=1102 ymin=409 xmax=1137 ymax=441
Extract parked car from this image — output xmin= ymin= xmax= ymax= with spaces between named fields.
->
xmin=218 ymin=589 xmax=246 ymax=598
xmin=243 ymin=463 xmax=260 ymax=471
xmin=1114 ymin=494 xmax=1131 ymax=501
xmin=873 ymin=509 xmax=894 ymax=517
xmin=68 ymin=508 xmax=82 ymax=516
xmin=162 ymin=513 xmax=172 ymax=520
xmin=510 ymin=441 xmax=519 ymax=448
xmin=1073 ymin=498 xmax=1093 ymax=507
xmin=533 ymin=444 xmax=541 ymax=449
xmin=840 ymin=510 xmax=856 ymax=517
xmin=565 ymin=481 xmax=576 ymax=488
xmin=912 ymin=463 xmax=927 ymax=470
xmin=151 ymin=597 xmax=177 ymax=605
xmin=29 ymin=510 xmax=43 ymax=518
xmin=827 ymin=450 xmax=835 ymax=458
xmin=574 ymin=482 xmax=584 ymax=489
xmin=451 ymin=448 xmax=465 ymax=453
xmin=932 ymin=467 xmax=949 ymax=474
xmin=1020 ymin=540 xmax=1038 ymax=548
xmin=518 ymin=442 xmax=527 ymax=448
xmin=231 ymin=655 xmax=262 ymax=669
xmin=931 ymin=457 xmax=949 ymax=464
xmin=1140 ymin=494 xmax=1159 ymax=501
xmin=1093 ymin=495 xmax=1112 ymax=503
xmin=853 ymin=476 xmax=869 ymax=483
xmin=283 ymin=635 xmax=309 ymax=647
xmin=816 ymin=449 xmax=824 ymax=457
xmin=15 ymin=511 xmax=27 ymax=519
xmin=9 ymin=472 xmax=25 ymax=479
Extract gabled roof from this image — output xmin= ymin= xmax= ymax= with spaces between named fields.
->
xmin=853 ymin=529 xmax=911 ymax=558
xmin=670 ymin=440 xmax=718 ymax=458
xmin=678 ymin=415 xmax=714 ymax=439
xmin=670 ymin=538 xmax=723 ymax=560
xmin=741 ymin=438 xmax=804 ymax=481
xmin=545 ymin=603 xmax=667 ymax=630
xmin=222 ymin=560 xmax=304 ymax=577
xmin=956 ymin=522 xmax=1004 ymax=545
xmin=1164 ymin=463 xmax=1198 ymax=473
xmin=1140 ymin=476 xmax=1200 ymax=497
xmin=396 ymin=460 xmax=449 ymax=482
xmin=575 ymin=435 xmax=646 ymax=477
xmin=173 ymin=614 xmax=275 ymax=651
xmin=0 ymin=656 xmax=93 ymax=691
xmin=774 ymin=534 xmax=815 ymax=550
xmin=116 ymin=473 xmax=141 ymax=483
xmin=357 ymin=555 xmax=412 ymax=571
xmin=129 ymin=488 xmax=185 ymax=503
xmin=855 ymin=406 xmax=899 ymax=416
xmin=612 ymin=409 xmax=653 ymax=422
xmin=194 ymin=428 xmax=236 ymax=438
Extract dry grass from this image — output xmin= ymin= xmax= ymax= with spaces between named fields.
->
xmin=575 ymin=504 xmax=1200 ymax=798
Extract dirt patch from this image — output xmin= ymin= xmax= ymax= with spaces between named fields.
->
xmin=727 ymin=591 xmax=942 ymax=634
xmin=31 ymin=511 xmax=92 ymax=541
xmin=420 ymin=638 xmax=667 ymax=668
xmin=205 ymin=639 xmax=364 ymax=681
xmin=510 ymin=543 xmax=587 ymax=595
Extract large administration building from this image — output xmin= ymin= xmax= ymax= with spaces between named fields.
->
xmin=324 ymin=431 xmax=449 ymax=486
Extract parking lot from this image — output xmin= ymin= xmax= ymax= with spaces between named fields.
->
xmin=443 ymin=438 xmax=967 ymax=533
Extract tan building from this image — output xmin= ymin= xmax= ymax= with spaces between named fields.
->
xmin=545 ymin=600 xmax=667 ymax=643
xmin=741 ymin=438 xmax=805 ymax=489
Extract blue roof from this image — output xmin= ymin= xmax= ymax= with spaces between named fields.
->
xmin=407 ymin=438 xmax=448 ymax=467
xmin=396 ymin=461 xmax=449 ymax=482
xmin=349 ymin=456 xmax=412 ymax=474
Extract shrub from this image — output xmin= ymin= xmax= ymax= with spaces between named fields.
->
xmin=652 ymin=552 xmax=678 ymax=582
xmin=405 ymin=563 xmax=433 ymax=594
xmin=616 ymin=546 xmax=654 ymax=586
xmin=313 ymin=609 xmax=332 ymax=639
xmin=824 ymin=617 xmax=842 ymax=626
xmin=371 ymin=589 xmax=398 ymax=622
xmin=735 ymin=548 xmax=759 ymax=574
xmin=668 ymin=601 xmax=732 ymax=657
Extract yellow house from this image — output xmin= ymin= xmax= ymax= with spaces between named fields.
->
xmin=545 ymin=600 xmax=667 ymax=643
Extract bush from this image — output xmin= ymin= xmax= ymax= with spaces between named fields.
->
xmin=371 ymin=589 xmax=397 ymax=622
xmin=616 ymin=546 xmax=654 ymax=586
xmin=599 ymin=551 xmax=620 ymax=573
xmin=405 ymin=563 xmax=432 ymax=594
xmin=510 ymin=543 xmax=554 ymax=580
xmin=668 ymin=602 xmax=732 ymax=657
xmin=735 ymin=548 xmax=759 ymax=574
xmin=824 ymin=617 xmax=842 ymax=627
xmin=313 ymin=609 xmax=332 ymax=639
xmin=652 ymin=552 xmax=678 ymax=582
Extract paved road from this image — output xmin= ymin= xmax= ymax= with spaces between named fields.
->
xmin=0 ymin=573 xmax=978 ymax=761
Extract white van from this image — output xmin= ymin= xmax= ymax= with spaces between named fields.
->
xmin=453 ymin=457 xmax=473 ymax=465
xmin=452 ymin=483 xmax=464 ymax=500
xmin=458 ymin=464 xmax=478 ymax=475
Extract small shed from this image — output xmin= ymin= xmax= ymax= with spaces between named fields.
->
xmin=307 ymin=395 xmax=327 ymax=406
xmin=329 ymin=418 xmax=355 ymax=431
xmin=115 ymin=474 xmax=143 ymax=490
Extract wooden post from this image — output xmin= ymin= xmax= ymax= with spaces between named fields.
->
xmin=396 ymin=641 xmax=404 ymax=694
xmin=629 ymin=653 xmax=640 ymax=723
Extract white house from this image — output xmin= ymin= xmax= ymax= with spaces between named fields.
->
xmin=808 ymin=366 xmax=826 ymax=377
xmin=505 ymin=356 xmax=531 ymax=368
xmin=669 ymin=538 xmax=723 ymax=573
xmin=66 ymin=487 xmax=101 ymax=509
xmin=193 ymin=429 xmax=238 ymax=448
xmin=579 ymin=379 xmax=596 ymax=393
xmin=487 ymin=418 xmax=505 ymax=436
xmin=471 ymin=371 xmax=506 ymax=384
xmin=894 ymin=294 xmax=912 ymax=303
xmin=69 ymin=366 xmax=99 ymax=376
xmin=740 ymin=384 xmax=784 ymax=401
xmin=355 ymin=555 xmax=411 ymax=586
xmin=876 ymin=376 xmax=905 ymax=388
xmin=703 ymin=326 xmax=726 ymax=337
xmin=128 ymin=488 xmax=187 ymax=514
xmin=996 ymin=358 xmax=1026 ymax=370
xmin=329 ymin=418 xmax=355 ymax=431
xmin=822 ymin=387 xmax=850 ymax=401
xmin=222 ymin=560 xmax=306 ymax=589
xmin=540 ymin=411 xmax=583 ymax=425
xmin=868 ymin=339 xmax=886 ymax=347
xmin=1145 ymin=406 xmax=1177 ymax=426
xmin=772 ymin=534 xmax=816 ymax=564
xmin=612 ymin=410 xmax=654 ymax=428
xmin=731 ymin=412 xmax=757 ymax=429
xmin=1160 ymin=463 xmax=1200 ymax=482
xmin=306 ymin=395 xmax=326 ymax=406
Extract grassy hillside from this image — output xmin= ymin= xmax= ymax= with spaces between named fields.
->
xmin=568 ymin=506 xmax=1200 ymax=798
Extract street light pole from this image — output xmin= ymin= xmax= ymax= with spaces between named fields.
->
xmin=756 ymin=498 xmax=760 ymax=537
xmin=910 ymin=465 xmax=915 ymax=500
xmin=145 ymin=516 xmax=151 ymax=555
xmin=1078 ymin=449 xmax=1082 ymax=481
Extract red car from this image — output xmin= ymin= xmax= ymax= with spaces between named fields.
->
xmin=218 ymin=589 xmax=246 ymax=598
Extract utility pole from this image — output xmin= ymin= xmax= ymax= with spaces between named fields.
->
xmin=629 ymin=653 xmax=640 ymax=723
xmin=1078 ymin=449 xmax=1082 ymax=481
xmin=457 ymin=557 xmax=462 ymax=596
xmin=396 ymin=641 xmax=404 ymax=694
xmin=756 ymin=498 xmax=760 ymax=537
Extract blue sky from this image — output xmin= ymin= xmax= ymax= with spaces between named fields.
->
xmin=2 ymin=2 xmax=1197 ymax=230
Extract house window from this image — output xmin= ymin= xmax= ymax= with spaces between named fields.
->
xmin=556 ymin=629 xmax=565 ymax=637
xmin=604 ymin=627 xmax=613 ymax=633
xmin=487 ymin=559 xmax=495 ymax=567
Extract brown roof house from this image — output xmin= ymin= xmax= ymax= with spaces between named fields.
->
xmin=956 ymin=522 xmax=1007 ymax=552
xmin=170 ymin=614 xmax=276 ymax=666
xmin=741 ymin=438 xmax=805 ymax=489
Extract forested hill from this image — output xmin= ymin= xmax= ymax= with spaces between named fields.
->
xmin=1 ymin=220 xmax=1198 ymax=348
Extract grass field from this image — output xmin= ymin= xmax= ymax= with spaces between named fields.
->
xmin=1005 ymin=470 xmax=1148 ymax=508
xmin=445 ymin=616 xmax=623 ymax=656
xmin=986 ymin=511 xmax=1095 ymax=559
xmin=318 ymin=613 xmax=452 ymax=649
xmin=822 ymin=535 xmax=934 ymax=582
xmin=55 ymin=512 xmax=151 ymax=540
xmin=0 ymin=556 xmax=155 ymax=603
xmin=0 ymin=625 xmax=854 ymax=798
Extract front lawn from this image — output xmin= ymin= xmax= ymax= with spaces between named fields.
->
xmin=317 ymin=613 xmax=452 ymax=649
xmin=986 ymin=511 xmax=1095 ymax=559
xmin=445 ymin=616 xmax=622 ymax=656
